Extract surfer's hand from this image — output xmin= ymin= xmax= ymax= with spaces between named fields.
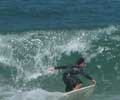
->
xmin=48 ymin=67 xmax=55 ymax=72
xmin=92 ymin=79 xmax=96 ymax=84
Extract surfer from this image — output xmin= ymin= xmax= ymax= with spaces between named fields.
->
xmin=49 ymin=58 xmax=96 ymax=92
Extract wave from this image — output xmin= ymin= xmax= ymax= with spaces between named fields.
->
xmin=0 ymin=25 xmax=119 ymax=97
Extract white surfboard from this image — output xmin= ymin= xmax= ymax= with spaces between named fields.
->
xmin=62 ymin=84 xmax=95 ymax=100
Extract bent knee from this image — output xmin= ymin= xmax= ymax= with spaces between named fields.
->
xmin=74 ymin=83 xmax=83 ymax=89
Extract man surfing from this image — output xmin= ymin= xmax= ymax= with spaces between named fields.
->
xmin=49 ymin=58 xmax=96 ymax=92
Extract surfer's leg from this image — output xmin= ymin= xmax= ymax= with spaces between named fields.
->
xmin=64 ymin=78 xmax=73 ymax=92
xmin=72 ymin=77 xmax=83 ymax=90
xmin=65 ymin=85 xmax=73 ymax=92
xmin=73 ymin=83 xmax=83 ymax=90
xmin=63 ymin=75 xmax=73 ymax=92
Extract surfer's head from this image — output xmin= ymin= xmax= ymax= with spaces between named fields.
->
xmin=76 ymin=58 xmax=86 ymax=67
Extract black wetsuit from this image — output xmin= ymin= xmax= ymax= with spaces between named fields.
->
xmin=55 ymin=65 xmax=93 ymax=92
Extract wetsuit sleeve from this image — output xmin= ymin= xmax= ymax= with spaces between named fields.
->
xmin=54 ymin=65 xmax=78 ymax=70
xmin=54 ymin=66 xmax=68 ymax=69
xmin=80 ymin=69 xmax=93 ymax=80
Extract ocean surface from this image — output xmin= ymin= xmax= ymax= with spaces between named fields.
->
xmin=0 ymin=0 xmax=120 ymax=100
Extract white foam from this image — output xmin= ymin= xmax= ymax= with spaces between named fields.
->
xmin=8 ymin=88 xmax=63 ymax=100
xmin=112 ymin=35 xmax=120 ymax=41
xmin=0 ymin=25 xmax=119 ymax=86
xmin=27 ymin=73 xmax=42 ymax=81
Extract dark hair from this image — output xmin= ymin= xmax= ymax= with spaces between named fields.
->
xmin=76 ymin=58 xmax=85 ymax=65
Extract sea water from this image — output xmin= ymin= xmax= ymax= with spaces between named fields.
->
xmin=0 ymin=0 xmax=120 ymax=100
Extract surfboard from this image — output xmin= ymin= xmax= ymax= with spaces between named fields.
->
xmin=62 ymin=84 xmax=95 ymax=100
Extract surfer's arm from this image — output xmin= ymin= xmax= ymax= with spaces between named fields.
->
xmin=54 ymin=65 xmax=79 ymax=70
xmin=48 ymin=66 xmax=68 ymax=71
xmin=54 ymin=66 xmax=68 ymax=69
xmin=80 ymin=69 xmax=93 ymax=80
xmin=48 ymin=65 xmax=78 ymax=71
xmin=81 ymin=70 xmax=96 ymax=84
